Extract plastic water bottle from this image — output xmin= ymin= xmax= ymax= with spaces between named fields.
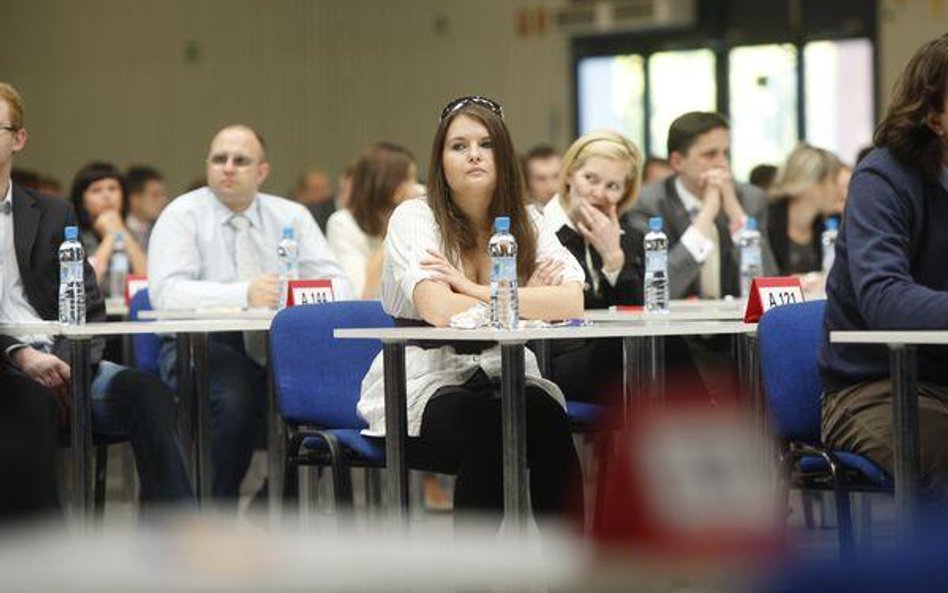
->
xmin=109 ymin=231 xmax=129 ymax=300
xmin=277 ymin=226 xmax=299 ymax=308
xmin=489 ymin=216 xmax=519 ymax=329
xmin=58 ymin=226 xmax=86 ymax=325
xmin=643 ymin=216 xmax=669 ymax=313
xmin=739 ymin=217 xmax=762 ymax=299
xmin=821 ymin=217 xmax=839 ymax=275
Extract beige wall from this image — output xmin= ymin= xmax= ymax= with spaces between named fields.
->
xmin=0 ymin=0 xmax=943 ymax=196
xmin=1 ymin=0 xmax=570 ymax=195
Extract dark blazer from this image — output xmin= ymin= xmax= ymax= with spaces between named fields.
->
xmin=628 ymin=175 xmax=777 ymax=298
xmin=554 ymin=221 xmax=644 ymax=309
xmin=767 ymin=198 xmax=824 ymax=275
xmin=0 ymin=185 xmax=105 ymax=364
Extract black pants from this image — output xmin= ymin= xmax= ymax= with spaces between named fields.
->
xmin=407 ymin=370 xmax=583 ymax=527
xmin=0 ymin=367 xmax=60 ymax=520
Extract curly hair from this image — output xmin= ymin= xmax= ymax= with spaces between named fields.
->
xmin=873 ymin=33 xmax=948 ymax=179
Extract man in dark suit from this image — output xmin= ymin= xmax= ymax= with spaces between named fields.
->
xmin=0 ymin=81 xmax=191 ymax=506
xmin=628 ymin=112 xmax=777 ymax=299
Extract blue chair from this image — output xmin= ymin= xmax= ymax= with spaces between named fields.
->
xmin=129 ymin=289 xmax=161 ymax=376
xmin=269 ymin=301 xmax=391 ymax=507
xmin=758 ymin=300 xmax=891 ymax=558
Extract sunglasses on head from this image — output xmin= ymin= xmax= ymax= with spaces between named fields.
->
xmin=439 ymin=95 xmax=504 ymax=122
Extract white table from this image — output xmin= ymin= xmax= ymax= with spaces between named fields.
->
xmin=830 ymin=330 xmax=948 ymax=530
xmin=132 ymin=310 xmax=282 ymax=513
xmin=0 ymin=319 xmax=272 ymax=517
xmin=584 ymin=309 xmax=745 ymax=322
xmin=336 ymin=320 xmax=756 ymax=528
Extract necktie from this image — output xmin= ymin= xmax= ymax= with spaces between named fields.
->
xmin=229 ymin=214 xmax=267 ymax=365
xmin=0 ymin=200 xmax=11 ymax=214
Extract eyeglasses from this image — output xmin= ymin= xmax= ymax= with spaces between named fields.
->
xmin=207 ymin=152 xmax=257 ymax=168
xmin=439 ymin=96 xmax=504 ymax=122
xmin=0 ymin=125 xmax=18 ymax=134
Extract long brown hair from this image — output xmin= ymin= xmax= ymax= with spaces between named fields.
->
xmin=874 ymin=33 xmax=948 ymax=179
xmin=427 ymin=101 xmax=536 ymax=281
xmin=349 ymin=142 xmax=415 ymax=238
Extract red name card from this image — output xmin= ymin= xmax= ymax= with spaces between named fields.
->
xmin=125 ymin=274 xmax=148 ymax=306
xmin=285 ymin=279 xmax=335 ymax=307
xmin=743 ymin=276 xmax=805 ymax=323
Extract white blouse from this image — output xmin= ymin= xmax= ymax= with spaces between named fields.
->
xmin=326 ymin=209 xmax=383 ymax=299
xmin=356 ymin=197 xmax=585 ymax=437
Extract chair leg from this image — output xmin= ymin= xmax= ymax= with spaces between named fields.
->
xmin=825 ymin=457 xmax=855 ymax=560
xmin=366 ymin=467 xmax=382 ymax=515
xmin=94 ymin=445 xmax=109 ymax=517
xmin=801 ymin=490 xmax=817 ymax=529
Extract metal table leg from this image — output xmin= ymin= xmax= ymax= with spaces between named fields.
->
xmin=500 ymin=343 xmax=528 ymax=533
xmin=191 ymin=333 xmax=213 ymax=505
xmin=890 ymin=344 xmax=919 ymax=537
xmin=382 ymin=341 xmax=409 ymax=518
xmin=175 ymin=335 xmax=194 ymax=482
xmin=643 ymin=335 xmax=665 ymax=404
xmin=68 ymin=338 xmax=94 ymax=520
xmin=266 ymin=337 xmax=285 ymax=522
xmin=621 ymin=336 xmax=644 ymax=423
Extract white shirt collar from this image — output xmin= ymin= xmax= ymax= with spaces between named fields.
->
xmin=209 ymin=188 xmax=263 ymax=229
xmin=2 ymin=178 xmax=11 ymax=208
xmin=543 ymin=194 xmax=574 ymax=232
xmin=675 ymin=176 xmax=702 ymax=214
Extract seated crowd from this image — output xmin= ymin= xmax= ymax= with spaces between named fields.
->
xmin=1 ymin=31 xmax=948 ymax=525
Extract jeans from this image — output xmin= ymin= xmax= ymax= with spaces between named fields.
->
xmin=92 ymin=361 xmax=193 ymax=504
xmin=158 ymin=333 xmax=266 ymax=501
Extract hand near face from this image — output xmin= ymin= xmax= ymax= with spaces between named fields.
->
xmin=10 ymin=347 xmax=71 ymax=426
xmin=421 ymin=249 xmax=484 ymax=299
xmin=247 ymin=273 xmax=281 ymax=308
xmin=93 ymin=209 xmax=125 ymax=237
xmin=575 ymin=200 xmax=625 ymax=272
xmin=526 ymin=259 xmax=565 ymax=287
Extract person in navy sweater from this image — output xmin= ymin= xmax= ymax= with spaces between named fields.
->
xmin=819 ymin=33 xmax=948 ymax=495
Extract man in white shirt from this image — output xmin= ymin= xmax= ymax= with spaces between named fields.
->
xmin=148 ymin=124 xmax=351 ymax=500
xmin=629 ymin=111 xmax=776 ymax=298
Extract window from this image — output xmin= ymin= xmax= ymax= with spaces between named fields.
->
xmin=647 ymin=49 xmax=716 ymax=157
xmin=577 ymin=54 xmax=646 ymax=150
xmin=728 ymin=44 xmax=799 ymax=180
xmin=804 ymin=38 xmax=874 ymax=165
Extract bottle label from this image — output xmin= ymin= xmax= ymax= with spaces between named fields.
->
xmin=646 ymin=251 xmax=667 ymax=273
xmin=492 ymin=257 xmax=516 ymax=282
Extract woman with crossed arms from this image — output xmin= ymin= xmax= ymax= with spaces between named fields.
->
xmin=357 ymin=96 xmax=585 ymax=524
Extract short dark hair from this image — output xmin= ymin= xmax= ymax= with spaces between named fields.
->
xmin=749 ymin=164 xmax=778 ymax=190
xmin=667 ymin=111 xmax=730 ymax=156
xmin=69 ymin=161 xmax=127 ymax=231
xmin=874 ymin=33 xmax=948 ymax=179
xmin=520 ymin=144 xmax=560 ymax=181
xmin=125 ymin=165 xmax=164 ymax=196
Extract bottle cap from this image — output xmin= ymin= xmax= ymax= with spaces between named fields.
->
xmin=64 ymin=226 xmax=78 ymax=240
xmin=825 ymin=217 xmax=839 ymax=231
xmin=648 ymin=216 xmax=663 ymax=231
xmin=494 ymin=216 xmax=510 ymax=232
xmin=282 ymin=226 xmax=295 ymax=240
xmin=114 ymin=230 xmax=124 ymax=241
xmin=745 ymin=217 xmax=758 ymax=231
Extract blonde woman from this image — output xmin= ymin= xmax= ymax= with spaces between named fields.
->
xmin=767 ymin=143 xmax=842 ymax=275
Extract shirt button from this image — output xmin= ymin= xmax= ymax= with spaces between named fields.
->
xmin=472 ymin=355 xmax=480 ymax=364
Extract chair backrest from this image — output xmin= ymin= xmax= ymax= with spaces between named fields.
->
xmin=129 ymin=288 xmax=161 ymax=376
xmin=269 ymin=300 xmax=393 ymax=428
xmin=758 ymin=300 xmax=827 ymax=443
